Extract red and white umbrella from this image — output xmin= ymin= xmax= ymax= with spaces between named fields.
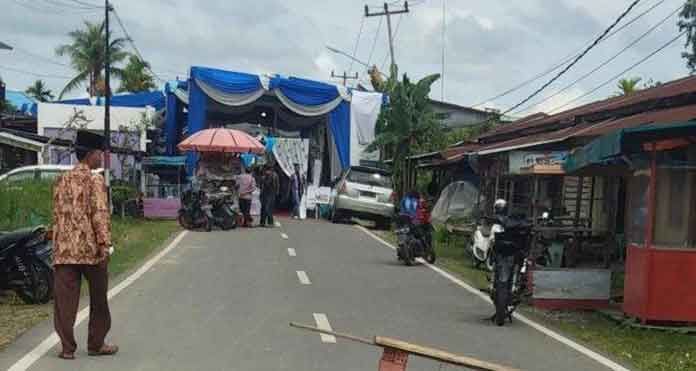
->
xmin=177 ymin=128 xmax=265 ymax=154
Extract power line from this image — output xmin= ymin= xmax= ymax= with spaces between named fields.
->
xmin=41 ymin=0 xmax=102 ymax=10
xmin=65 ymin=0 xmax=102 ymax=8
xmin=111 ymin=7 xmax=166 ymax=83
xmin=515 ymin=3 xmax=683 ymax=115
xmin=11 ymin=0 xmax=101 ymax=14
xmin=366 ymin=16 xmax=383 ymax=67
xmin=0 ymin=64 xmax=72 ymax=79
xmin=501 ymin=0 xmax=642 ymax=115
xmin=12 ymin=47 xmax=72 ymax=69
xmin=549 ymin=31 xmax=687 ymax=114
xmin=471 ymin=0 xmax=664 ymax=108
xmin=348 ymin=16 xmax=366 ymax=74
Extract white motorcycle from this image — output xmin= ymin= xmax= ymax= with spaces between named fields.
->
xmin=470 ymin=216 xmax=503 ymax=271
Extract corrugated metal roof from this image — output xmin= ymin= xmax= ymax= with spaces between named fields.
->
xmin=478 ymin=75 xmax=696 ymax=140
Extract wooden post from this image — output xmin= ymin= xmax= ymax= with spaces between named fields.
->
xmin=646 ymin=144 xmax=657 ymax=248
xmin=532 ymin=176 xmax=539 ymax=225
xmin=574 ymin=176 xmax=584 ymax=226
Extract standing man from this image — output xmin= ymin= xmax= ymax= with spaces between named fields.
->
xmin=236 ymin=166 xmax=257 ymax=227
xmin=259 ymin=164 xmax=279 ymax=227
xmin=290 ymin=163 xmax=305 ymax=219
xmin=52 ymin=130 xmax=118 ymax=360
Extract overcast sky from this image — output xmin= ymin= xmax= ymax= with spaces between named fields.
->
xmin=0 ymin=0 xmax=690 ymax=117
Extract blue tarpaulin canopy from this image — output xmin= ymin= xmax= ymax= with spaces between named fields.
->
xmin=564 ymin=121 xmax=696 ymax=174
xmin=56 ymin=91 xmax=166 ymax=111
xmin=5 ymin=90 xmax=37 ymax=116
xmin=166 ymin=66 xmax=353 ymax=173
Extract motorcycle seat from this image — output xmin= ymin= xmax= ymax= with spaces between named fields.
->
xmin=0 ymin=227 xmax=44 ymax=248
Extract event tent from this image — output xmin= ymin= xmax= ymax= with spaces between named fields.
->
xmin=163 ymin=66 xmax=382 ymax=176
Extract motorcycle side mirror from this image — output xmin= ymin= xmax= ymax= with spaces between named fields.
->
xmin=220 ymin=186 xmax=229 ymax=192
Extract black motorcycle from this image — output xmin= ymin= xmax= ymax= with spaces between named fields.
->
xmin=0 ymin=226 xmax=53 ymax=304
xmin=488 ymin=217 xmax=533 ymax=326
xmin=204 ymin=186 xmax=239 ymax=231
xmin=395 ymin=215 xmax=436 ymax=266
xmin=178 ymin=189 xmax=212 ymax=231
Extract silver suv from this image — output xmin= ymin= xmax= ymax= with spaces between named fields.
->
xmin=330 ymin=166 xmax=394 ymax=229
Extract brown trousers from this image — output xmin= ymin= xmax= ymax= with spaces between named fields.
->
xmin=53 ymin=262 xmax=111 ymax=353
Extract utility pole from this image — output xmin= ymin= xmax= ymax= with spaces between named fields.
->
xmin=365 ymin=2 xmax=409 ymax=74
xmin=104 ymin=0 xmax=112 ymax=190
xmin=331 ymin=70 xmax=359 ymax=86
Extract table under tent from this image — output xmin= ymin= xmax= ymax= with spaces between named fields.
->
xmin=162 ymin=67 xmax=383 ymax=214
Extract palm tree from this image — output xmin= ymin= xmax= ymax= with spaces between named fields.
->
xmin=615 ymin=77 xmax=642 ymax=96
xmin=367 ymin=66 xmax=442 ymax=196
xmin=25 ymin=80 xmax=54 ymax=102
xmin=118 ymin=55 xmax=156 ymax=93
xmin=55 ymin=20 xmax=129 ymax=99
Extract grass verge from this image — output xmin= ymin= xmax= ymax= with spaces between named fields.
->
xmin=374 ymin=229 xmax=696 ymax=371
xmin=0 ymin=218 xmax=180 ymax=350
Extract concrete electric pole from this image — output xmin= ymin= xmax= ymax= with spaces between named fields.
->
xmin=104 ymin=0 xmax=112 ymax=190
xmin=364 ymin=2 xmax=409 ymax=74
xmin=331 ymin=70 xmax=359 ymax=86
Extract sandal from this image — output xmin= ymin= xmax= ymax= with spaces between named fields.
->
xmin=58 ymin=352 xmax=75 ymax=360
xmin=88 ymin=344 xmax=119 ymax=356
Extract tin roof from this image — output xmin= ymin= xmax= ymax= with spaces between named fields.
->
xmin=478 ymin=75 xmax=696 ymax=141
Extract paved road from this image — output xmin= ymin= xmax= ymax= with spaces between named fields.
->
xmin=0 ymin=219 xmax=622 ymax=371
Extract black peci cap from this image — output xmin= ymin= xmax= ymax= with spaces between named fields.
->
xmin=75 ymin=130 xmax=104 ymax=152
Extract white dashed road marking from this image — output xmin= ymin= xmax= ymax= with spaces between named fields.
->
xmin=275 ymin=221 xmax=282 ymax=227
xmin=281 ymin=233 xmax=289 ymax=240
xmin=288 ymin=248 xmax=297 ymax=257
xmin=356 ymin=225 xmax=630 ymax=371
xmin=312 ymin=313 xmax=336 ymax=343
xmin=296 ymin=270 xmax=311 ymax=285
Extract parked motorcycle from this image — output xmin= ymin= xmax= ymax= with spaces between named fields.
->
xmin=395 ymin=215 xmax=436 ymax=266
xmin=204 ymin=186 xmax=239 ymax=231
xmin=488 ymin=216 xmax=533 ymax=326
xmin=0 ymin=226 xmax=53 ymax=304
xmin=178 ymin=189 xmax=212 ymax=231
xmin=470 ymin=216 xmax=503 ymax=271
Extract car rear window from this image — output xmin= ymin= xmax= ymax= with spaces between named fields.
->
xmin=347 ymin=169 xmax=392 ymax=188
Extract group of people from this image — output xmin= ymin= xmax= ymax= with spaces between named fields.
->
xmin=215 ymin=161 xmax=307 ymax=228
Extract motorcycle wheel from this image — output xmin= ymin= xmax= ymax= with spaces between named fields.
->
xmin=221 ymin=212 xmax=238 ymax=231
xmin=16 ymin=259 xmax=53 ymax=305
xmin=494 ymin=279 xmax=509 ymax=326
xmin=425 ymin=248 xmax=436 ymax=264
xmin=205 ymin=217 xmax=213 ymax=232
xmin=485 ymin=252 xmax=495 ymax=272
xmin=402 ymin=243 xmax=414 ymax=266
xmin=178 ymin=211 xmax=194 ymax=230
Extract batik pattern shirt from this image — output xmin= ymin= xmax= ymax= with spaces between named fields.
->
xmin=52 ymin=163 xmax=111 ymax=265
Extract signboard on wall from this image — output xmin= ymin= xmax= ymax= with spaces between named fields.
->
xmin=509 ymin=151 xmax=568 ymax=174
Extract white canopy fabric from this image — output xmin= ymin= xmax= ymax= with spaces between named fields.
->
xmin=272 ymin=138 xmax=309 ymax=178
xmin=431 ymin=181 xmax=480 ymax=226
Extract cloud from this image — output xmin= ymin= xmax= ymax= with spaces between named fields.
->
xmin=0 ymin=0 xmax=690 ymax=112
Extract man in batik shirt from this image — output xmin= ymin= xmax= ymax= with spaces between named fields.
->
xmin=52 ymin=130 xmax=118 ymax=360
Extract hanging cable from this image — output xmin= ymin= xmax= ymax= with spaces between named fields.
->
xmin=379 ymin=14 xmax=403 ymax=72
xmin=471 ymin=0 xmax=663 ymax=108
xmin=348 ymin=15 xmax=366 ymax=74
xmin=366 ymin=17 xmax=383 ymax=67
xmin=0 ymin=64 xmax=72 ymax=79
xmin=111 ymin=7 xmax=166 ymax=83
xmin=548 ymin=31 xmax=687 ymax=114
xmin=514 ymin=3 xmax=683 ymax=115
xmin=500 ymin=0 xmax=642 ymax=115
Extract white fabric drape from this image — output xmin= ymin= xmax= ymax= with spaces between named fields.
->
xmin=174 ymin=88 xmax=189 ymax=104
xmin=272 ymin=138 xmax=309 ymax=178
xmin=196 ymin=78 xmax=266 ymax=107
xmin=274 ymin=90 xmax=344 ymax=117
xmin=349 ymin=91 xmax=383 ymax=166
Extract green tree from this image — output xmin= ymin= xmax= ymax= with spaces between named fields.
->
xmin=679 ymin=0 xmax=696 ymax=73
xmin=25 ymin=80 xmax=54 ymax=102
xmin=55 ymin=20 xmax=129 ymax=99
xmin=118 ymin=55 xmax=156 ymax=93
xmin=367 ymin=65 xmax=442 ymax=196
xmin=615 ymin=77 xmax=642 ymax=96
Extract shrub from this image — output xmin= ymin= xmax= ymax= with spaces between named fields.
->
xmin=0 ymin=180 xmax=54 ymax=230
